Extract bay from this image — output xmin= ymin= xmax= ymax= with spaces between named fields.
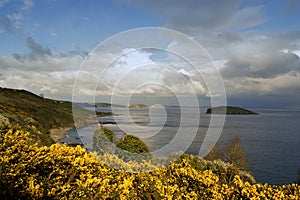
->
xmin=63 ymin=107 xmax=300 ymax=185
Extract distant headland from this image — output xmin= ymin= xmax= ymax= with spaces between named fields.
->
xmin=206 ymin=106 xmax=258 ymax=115
xmin=95 ymin=103 xmax=149 ymax=109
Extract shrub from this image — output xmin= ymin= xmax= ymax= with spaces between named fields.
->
xmin=100 ymin=124 xmax=114 ymax=142
xmin=115 ymin=134 xmax=151 ymax=162
xmin=115 ymin=134 xmax=149 ymax=154
xmin=206 ymin=137 xmax=249 ymax=171
xmin=1 ymin=127 xmax=300 ymax=199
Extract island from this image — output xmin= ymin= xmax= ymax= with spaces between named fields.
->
xmin=127 ymin=104 xmax=149 ymax=108
xmin=206 ymin=106 xmax=258 ymax=115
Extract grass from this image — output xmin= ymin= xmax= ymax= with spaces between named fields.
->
xmin=0 ymin=87 xmax=91 ymax=145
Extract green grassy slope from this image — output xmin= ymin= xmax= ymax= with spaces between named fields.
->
xmin=0 ymin=87 xmax=86 ymax=145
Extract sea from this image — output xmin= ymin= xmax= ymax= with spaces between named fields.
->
xmin=62 ymin=106 xmax=300 ymax=185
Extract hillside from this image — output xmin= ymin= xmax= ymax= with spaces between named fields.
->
xmin=206 ymin=106 xmax=258 ymax=115
xmin=1 ymin=129 xmax=299 ymax=199
xmin=0 ymin=87 xmax=92 ymax=145
xmin=1 ymin=88 xmax=300 ymax=198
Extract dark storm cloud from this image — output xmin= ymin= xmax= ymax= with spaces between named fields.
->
xmin=221 ymin=52 xmax=300 ymax=78
xmin=228 ymin=92 xmax=300 ymax=109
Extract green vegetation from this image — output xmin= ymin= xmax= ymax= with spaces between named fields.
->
xmin=205 ymin=137 xmax=249 ymax=171
xmin=1 ymin=128 xmax=299 ymax=199
xmin=0 ymin=87 xmax=92 ymax=145
xmin=115 ymin=134 xmax=150 ymax=154
xmin=180 ymin=153 xmax=254 ymax=184
xmin=94 ymin=125 xmax=151 ymax=161
xmin=95 ymin=103 xmax=149 ymax=109
xmin=93 ymin=127 xmax=115 ymax=155
xmin=96 ymin=111 xmax=113 ymax=117
xmin=100 ymin=124 xmax=114 ymax=142
xmin=128 ymin=104 xmax=149 ymax=108
xmin=1 ymin=87 xmax=300 ymax=198
xmin=206 ymin=106 xmax=258 ymax=115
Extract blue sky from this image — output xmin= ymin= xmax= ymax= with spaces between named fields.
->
xmin=0 ymin=0 xmax=300 ymax=108
xmin=0 ymin=0 xmax=165 ymax=55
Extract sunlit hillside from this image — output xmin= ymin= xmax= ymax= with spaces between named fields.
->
xmin=1 ymin=128 xmax=299 ymax=199
xmin=0 ymin=87 xmax=91 ymax=145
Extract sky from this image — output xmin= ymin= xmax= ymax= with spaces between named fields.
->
xmin=0 ymin=0 xmax=300 ymax=108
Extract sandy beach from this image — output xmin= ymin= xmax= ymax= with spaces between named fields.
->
xmin=49 ymin=127 xmax=74 ymax=143
xmin=49 ymin=115 xmax=98 ymax=143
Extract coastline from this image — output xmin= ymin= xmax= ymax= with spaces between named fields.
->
xmin=49 ymin=115 xmax=98 ymax=143
xmin=49 ymin=127 xmax=74 ymax=143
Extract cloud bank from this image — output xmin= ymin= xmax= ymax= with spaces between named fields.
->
xmin=120 ymin=0 xmax=300 ymax=108
xmin=1 ymin=0 xmax=300 ymax=108
xmin=0 ymin=37 xmax=87 ymax=99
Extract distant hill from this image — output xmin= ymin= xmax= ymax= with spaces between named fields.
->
xmin=128 ymin=104 xmax=149 ymax=108
xmin=95 ymin=103 xmax=149 ymax=108
xmin=206 ymin=106 xmax=258 ymax=115
xmin=95 ymin=102 xmax=112 ymax=107
xmin=0 ymin=87 xmax=92 ymax=145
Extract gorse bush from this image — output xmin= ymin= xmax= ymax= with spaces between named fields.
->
xmin=100 ymin=124 xmax=114 ymax=142
xmin=114 ymin=133 xmax=152 ymax=163
xmin=115 ymin=134 xmax=150 ymax=154
xmin=94 ymin=126 xmax=151 ymax=162
xmin=1 ymin=128 xmax=300 ymax=199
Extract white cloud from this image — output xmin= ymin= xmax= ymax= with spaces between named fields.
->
xmin=8 ymin=13 xmax=23 ymax=21
xmin=0 ymin=57 xmax=84 ymax=99
xmin=94 ymin=49 xmax=209 ymax=96
xmin=178 ymin=68 xmax=193 ymax=76
xmin=0 ymin=37 xmax=88 ymax=99
xmin=0 ymin=37 xmax=210 ymax=100
xmin=21 ymin=0 xmax=34 ymax=11
xmin=221 ymin=52 xmax=300 ymax=79
xmin=0 ymin=0 xmax=34 ymax=33
xmin=224 ymin=72 xmax=300 ymax=97
xmin=292 ymin=49 xmax=300 ymax=57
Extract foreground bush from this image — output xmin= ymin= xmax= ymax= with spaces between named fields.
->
xmin=115 ymin=134 xmax=149 ymax=154
xmin=93 ymin=127 xmax=151 ymax=162
xmin=1 ymin=128 xmax=300 ymax=199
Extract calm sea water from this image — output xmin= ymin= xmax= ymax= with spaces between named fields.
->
xmin=63 ymin=107 xmax=300 ymax=185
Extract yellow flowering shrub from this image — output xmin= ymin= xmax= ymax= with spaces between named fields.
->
xmin=1 ymin=128 xmax=300 ymax=199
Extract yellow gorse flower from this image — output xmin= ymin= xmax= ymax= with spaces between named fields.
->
xmin=0 ymin=128 xmax=299 ymax=199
